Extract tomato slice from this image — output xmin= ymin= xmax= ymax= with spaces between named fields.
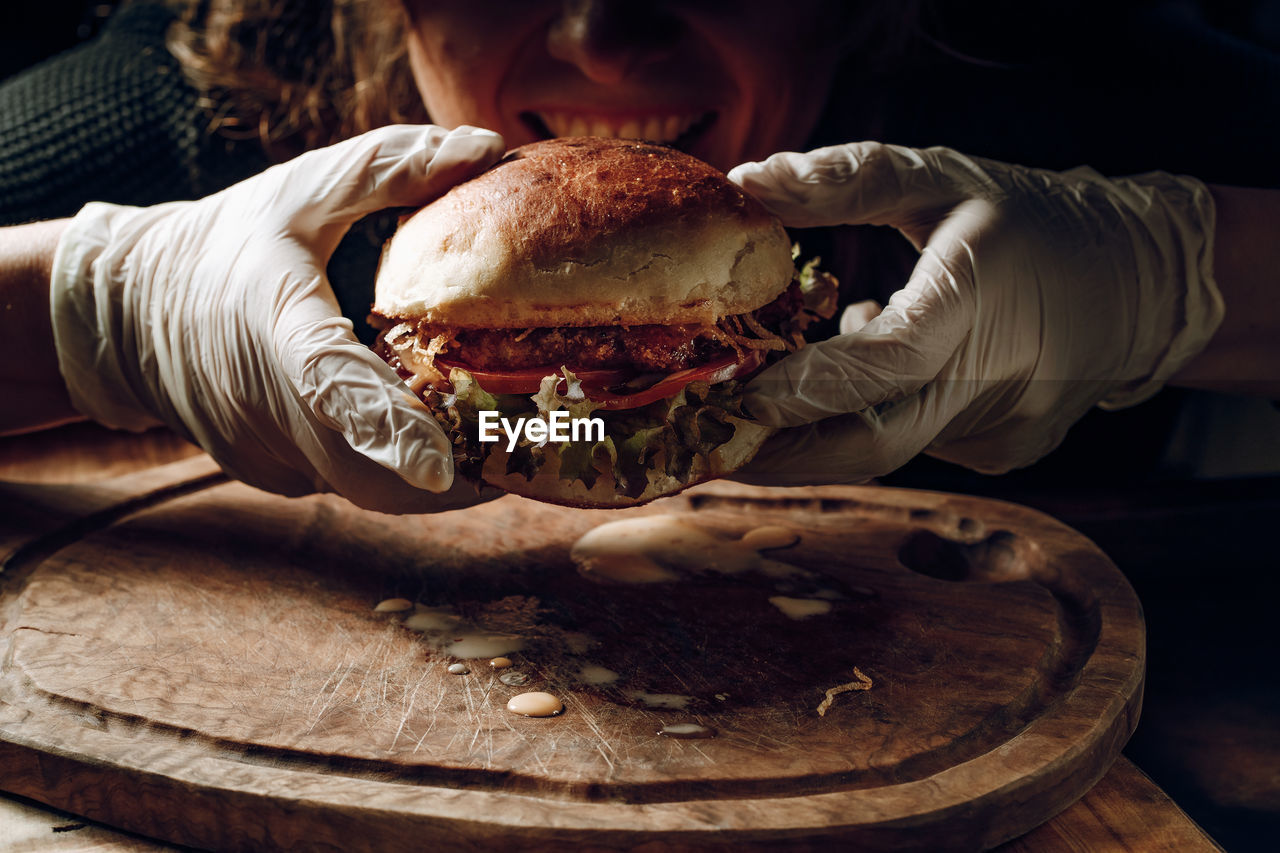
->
xmin=436 ymin=350 xmax=765 ymax=409
xmin=587 ymin=350 xmax=765 ymax=410
xmin=435 ymin=360 xmax=629 ymax=394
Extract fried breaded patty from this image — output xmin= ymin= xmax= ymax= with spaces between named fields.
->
xmin=436 ymin=323 xmax=733 ymax=372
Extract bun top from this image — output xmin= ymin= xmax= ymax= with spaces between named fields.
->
xmin=373 ymin=137 xmax=793 ymax=328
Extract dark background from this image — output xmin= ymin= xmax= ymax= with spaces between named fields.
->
xmin=1 ymin=2 xmax=123 ymax=81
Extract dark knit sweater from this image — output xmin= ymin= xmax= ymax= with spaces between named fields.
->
xmin=0 ymin=2 xmax=392 ymax=338
xmin=0 ymin=3 xmax=269 ymax=221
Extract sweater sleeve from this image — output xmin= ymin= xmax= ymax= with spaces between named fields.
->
xmin=0 ymin=2 xmax=271 ymax=226
xmin=0 ymin=2 xmax=391 ymax=341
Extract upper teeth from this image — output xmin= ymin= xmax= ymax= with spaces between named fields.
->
xmin=535 ymin=112 xmax=705 ymax=143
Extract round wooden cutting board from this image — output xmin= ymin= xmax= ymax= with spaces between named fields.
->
xmin=0 ymin=459 xmax=1144 ymax=851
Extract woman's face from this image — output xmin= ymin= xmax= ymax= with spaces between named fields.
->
xmin=400 ymin=1 xmax=850 ymax=170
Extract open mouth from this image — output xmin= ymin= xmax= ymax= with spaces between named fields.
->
xmin=519 ymin=110 xmax=717 ymax=151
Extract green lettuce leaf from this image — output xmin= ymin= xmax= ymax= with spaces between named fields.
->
xmin=556 ymin=435 xmax=617 ymax=490
xmin=505 ymin=440 xmax=545 ymax=481
xmin=532 ymin=367 xmax=603 ymax=420
xmin=436 ymin=365 xmax=747 ymax=499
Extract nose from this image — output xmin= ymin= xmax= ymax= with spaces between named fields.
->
xmin=547 ymin=0 xmax=678 ymax=84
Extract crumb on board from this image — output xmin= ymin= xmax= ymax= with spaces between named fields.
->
xmin=816 ymin=667 xmax=873 ymax=717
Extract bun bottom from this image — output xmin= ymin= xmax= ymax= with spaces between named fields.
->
xmin=479 ymin=418 xmax=775 ymax=509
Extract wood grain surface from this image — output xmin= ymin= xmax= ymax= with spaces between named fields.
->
xmin=0 ymin=463 xmax=1146 ymax=851
xmin=995 ymin=757 xmax=1221 ymax=852
xmin=0 ymin=755 xmax=1221 ymax=853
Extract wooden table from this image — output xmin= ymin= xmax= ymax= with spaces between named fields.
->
xmin=1 ymin=422 xmax=1266 ymax=852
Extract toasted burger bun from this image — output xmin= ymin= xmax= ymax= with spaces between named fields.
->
xmin=479 ymin=417 xmax=775 ymax=509
xmin=373 ymin=137 xmax=794 ymax=328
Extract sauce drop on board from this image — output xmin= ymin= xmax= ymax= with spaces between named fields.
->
xmin=626 ymin=691 xmax=692 ymax=710
xmin=444 ymin=633 xmax=524 ymax=659
xmin=373 ymin=597 xmax=413 ymax=613
xmin=507 ymin=692 xmax=563 ymax=717
xmin=659 ymin=723 xmax=716 ymax=739
xmin=403 ymin=607 xmax=462 ymax=632
xmin=399 ymin=606 xmax=525 ymax=659
xmin=576 ymin=664 xmax=620 ymax=685
xmin=768 ymin=596 xmax=834 ymax=620
xmin=738 ymin=525 xmax=800 ymax=550
xmin=570 ymin=516 xmax=805 ymax=584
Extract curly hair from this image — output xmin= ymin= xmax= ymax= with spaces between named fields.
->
xmin=164 ymin=0 xmax=923 ymax=162
xmin=165 ymin=0 xmax=428 ymax=160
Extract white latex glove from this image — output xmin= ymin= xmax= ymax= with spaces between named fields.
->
xmin=51 ymin=124 xmax=505 ymax=512
xmin=727 ymin=143 xmax=1223 ymax=484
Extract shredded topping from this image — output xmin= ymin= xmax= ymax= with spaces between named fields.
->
xmin=735 ymin=313 xmax=792 ymax=351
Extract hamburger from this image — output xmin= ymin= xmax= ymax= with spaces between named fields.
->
xmin=370 ymin=137 xmax=836 ymax=508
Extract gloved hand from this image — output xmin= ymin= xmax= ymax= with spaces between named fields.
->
xmin=727 ymin=142 xmax=1223 ymax=484
xmin=50 ymin=124 xmax=505 ymax=512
